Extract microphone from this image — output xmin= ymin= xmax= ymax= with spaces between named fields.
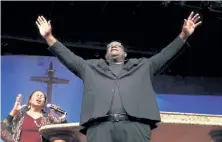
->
xmin=46 ymin=104 xmax=67 ymax=115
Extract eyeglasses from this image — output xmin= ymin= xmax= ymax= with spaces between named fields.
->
xmin=107 ymin=44 xmax=123 ymax=49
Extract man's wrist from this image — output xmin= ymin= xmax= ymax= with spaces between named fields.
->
xmin=44 ymin=33 xmax=55 ymax=41
xmin=179 ymin=32 xmax=189 ymax=42
xmin=44 ymin=33 xmax=57 ymax=46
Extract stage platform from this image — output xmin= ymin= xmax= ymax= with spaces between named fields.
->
xmin=40 ymin=111 xmax=222 ymax=142
xmin=151 ymin=112 xmax=222 ymax=142
xmin=77 ymin=112 xmax=222 ymax=142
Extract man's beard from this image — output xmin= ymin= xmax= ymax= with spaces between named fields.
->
xmin=111 ymin=58 xmax=119 ymax=63
xmin=107 ymin=55 xmax=124 ymax=63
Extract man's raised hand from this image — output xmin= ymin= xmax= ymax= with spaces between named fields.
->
xmin=181 ymin=11 xmax=202 ymax=39
xmin=36 ymin=16 xmax=52 ymax=38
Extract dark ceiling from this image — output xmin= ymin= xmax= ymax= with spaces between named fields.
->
xmin=1 ymin=1 xmax=222 ymax=77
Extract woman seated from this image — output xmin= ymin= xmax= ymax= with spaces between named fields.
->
xmin=1 ymin=90 xmax=68 ymax=142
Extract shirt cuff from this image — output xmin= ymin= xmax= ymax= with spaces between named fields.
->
xmin=47 ymin=41 xmax=60 ymax=51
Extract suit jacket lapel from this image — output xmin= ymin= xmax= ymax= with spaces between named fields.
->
xmin=97 ymin=59 xmax=116 ymax=79
xmin=97 ymin=59 xmax=140 ymax=79
xmin=118 ymin=59 xmax=138 ymax=78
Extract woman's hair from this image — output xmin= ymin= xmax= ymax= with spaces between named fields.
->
xmin=26 ymin=90 xmax=47 ymax=110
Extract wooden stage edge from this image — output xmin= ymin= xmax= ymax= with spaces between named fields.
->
xmin=65 ymin=111 xmax=222 ymax=127
xmin=159 ymin=111 xmax=222 ymax=126
xmin=40 ymin=112 xmax=222 ymax=142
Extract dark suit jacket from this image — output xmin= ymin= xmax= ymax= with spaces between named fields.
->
xmin=48 ymin=36 xmax=185 ymax=134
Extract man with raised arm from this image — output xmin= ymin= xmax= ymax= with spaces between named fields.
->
xmin=36 ymin=12 xmax=201 ymax=142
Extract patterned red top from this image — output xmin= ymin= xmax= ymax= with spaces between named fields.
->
xmin=1 ymin=107 xmax=67 ymax=142
xmin=20 ymin=114 xmax=42 ymax=142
